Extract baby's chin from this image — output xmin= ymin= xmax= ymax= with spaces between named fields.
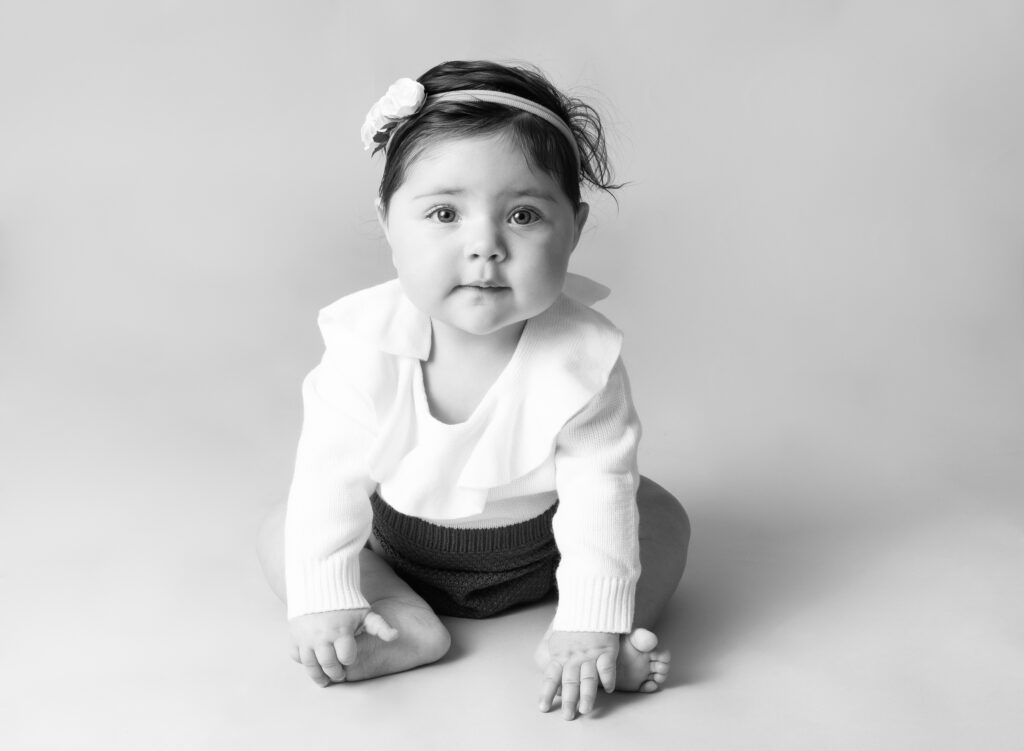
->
xmin=453 ymin=317 xmax=528 ymax=338
xmin=432 ymin=295 xmax=561 ymax=338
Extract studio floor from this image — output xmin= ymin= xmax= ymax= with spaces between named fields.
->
xmin=2 ymin=419 xmax=1020 ymax=751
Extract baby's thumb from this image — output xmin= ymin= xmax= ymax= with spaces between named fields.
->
xmin=363 ymin=611 xmax=399 ymax=642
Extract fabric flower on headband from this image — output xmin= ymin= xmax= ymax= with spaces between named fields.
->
xmin=360 ymin=78 xmax=427 ymax=152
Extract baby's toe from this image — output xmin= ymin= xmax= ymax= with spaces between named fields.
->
xmin=628 ymin=628 xmax=658 ymax=653
xmin=639 ymin=678 xmax=660 ymax=693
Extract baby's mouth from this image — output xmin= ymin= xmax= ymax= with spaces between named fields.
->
xmin=459 ymin=282 xmax=509 ymax=291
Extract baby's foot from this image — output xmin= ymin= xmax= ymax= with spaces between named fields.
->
xmin=615 ymin=628 xmax=670 ymax=693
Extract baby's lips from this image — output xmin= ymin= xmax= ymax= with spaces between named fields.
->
xmin=462 ymin=280 xmax=508 ymax=288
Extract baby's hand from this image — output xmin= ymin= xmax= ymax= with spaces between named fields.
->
xmin=288 ymin=608 xmax=398 ymax=686
xmin=539 ymin=630 xmax=619 ymax=719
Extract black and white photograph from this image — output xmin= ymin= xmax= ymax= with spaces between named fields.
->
xmin=1 ymin=2 xmax=1021 ymax=749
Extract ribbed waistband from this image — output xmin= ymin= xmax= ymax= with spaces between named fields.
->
xmin=369 ymin=492 xmax=557 ymax=555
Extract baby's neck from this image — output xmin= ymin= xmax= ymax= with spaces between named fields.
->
xmin=429 ymin=319 xmax=525 ymax=362
xmin=421 ymin=319 xmax=526 ymax=425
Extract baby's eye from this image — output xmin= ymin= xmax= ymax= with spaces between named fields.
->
xmin=509 ymin=208 xmax=540 ymax=226
xmin=428 ymin=207 xmax=458 ymax=223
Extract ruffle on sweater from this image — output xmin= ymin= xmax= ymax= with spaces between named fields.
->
xmin=314 ymin=276 xmax=623 ymax=520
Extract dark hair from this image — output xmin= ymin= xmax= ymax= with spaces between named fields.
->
xmin=373 ymin=60 xmax=618 ymax=217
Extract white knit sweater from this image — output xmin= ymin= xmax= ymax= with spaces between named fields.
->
xmin=285 ymin=279 xmax=642 ymax=632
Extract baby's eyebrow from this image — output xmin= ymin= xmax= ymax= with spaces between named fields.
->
xmin=507 ymin=189 xmax=558 ymax=203
xmin=412 ymin=188 xmax=466 ymax=200
xmin=410 ymin=188 xmax=559 ymax=202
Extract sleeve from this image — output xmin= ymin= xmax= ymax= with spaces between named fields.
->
xmin=284 ymin=347 xmax=378 ymax=619
xmin=551 ymin=358 xmax=642 ymax=633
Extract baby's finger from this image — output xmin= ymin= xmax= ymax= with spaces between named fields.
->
xmin=288 ymin=642 xmax=301 ymax=663
xmin=363 ymin=611 xmax=399 ymax=642
xmin=560 ymin=664 xmax=582 ymax=721
xmin=299 ymin=647 xmax=331 ymax=688
xmin=578 ymin=661 xmax=600 ymax=715
xmin=596 ymin=650 xmax=617 ymax=693
xmin=333 ymin=635 xmax=358 ymax=666
xmin=315 ymin=644 xmax=345 ymax=683
xmin=538 ymin=662 xmax=562 ymax=712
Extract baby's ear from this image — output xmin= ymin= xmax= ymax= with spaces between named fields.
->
xmin=375 ymin=198 xmax=389 ymax=239
xmin=572 ymin=202 xmax=591 ymax=250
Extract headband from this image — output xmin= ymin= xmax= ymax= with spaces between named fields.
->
xmin=360 ymin=78 xmax=580 ymax=166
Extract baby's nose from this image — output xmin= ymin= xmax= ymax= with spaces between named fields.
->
xmin=465 ymin=222 xmax=507 ymax=261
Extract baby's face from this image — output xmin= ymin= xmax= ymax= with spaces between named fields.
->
xmin=379 ymin=134 xmax=588 ymax=339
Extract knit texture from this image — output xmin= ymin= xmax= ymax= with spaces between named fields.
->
xmin=370 ymin=493 xmax=559 ymax=618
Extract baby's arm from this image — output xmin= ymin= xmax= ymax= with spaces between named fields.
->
xmin=544 ymin=359 xmax=642 ymax=715
xmin=288 ymin=608 xmax=398 ymax=686
xmin=285 ymin=350 xmax=383 ymax=683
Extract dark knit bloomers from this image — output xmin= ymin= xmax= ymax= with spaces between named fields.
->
xmin=369 ymin=492 xmax=560 ymax=619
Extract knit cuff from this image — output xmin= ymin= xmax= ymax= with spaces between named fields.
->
xmin=286 ymin=558 xmax=370 ymax=619
xmin=551 ymin=575 xmax=636 ymax=633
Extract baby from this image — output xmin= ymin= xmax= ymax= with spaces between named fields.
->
xmin=257 ymin=60 xmax=690 ymax=720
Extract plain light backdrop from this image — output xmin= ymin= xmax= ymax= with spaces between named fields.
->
xmin=1 ymin=2 xmax=1021 ymax=750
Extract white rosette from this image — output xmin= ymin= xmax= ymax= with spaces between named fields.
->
xmin=360 ymin=78 xmax=427 ymax=151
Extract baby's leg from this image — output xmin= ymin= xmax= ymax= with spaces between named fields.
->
xmin=634 ymin=476 xmax=691 ymax=628
xmin=257 ymin=503 xmax=451 ymax=682
xmin=614 ymin=476 xmax=689 ymax=691
xmin=536 ymin=476 xmax=690 ymax=694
